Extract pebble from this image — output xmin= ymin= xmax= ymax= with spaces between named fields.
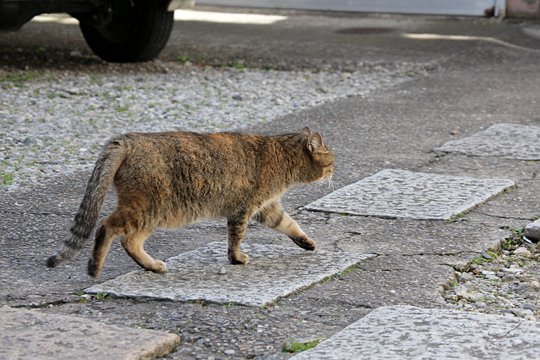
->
xmin=23 ymin=137 xmax=38 ymax=146
xmin=481 ymin=250 xmax=493 ymax=260
xmin=513 ymin=247 xmax=532 ymax=258
xmin=511 ymin=309 xmax=534 ymax=318
xmin=444 ymin=240 xmax=540 ymax=321
xmin=454 ymin=285 xmax=468 ymax=298
xmin=524 ymin=220 xmax=540 ymax=242
xmin=466 ymin=292 xmax=484 ymax=302
xmin=502 ymin=274 xmax=517 ymax=283
xmin=503 ymin=265 xmax=522 ymax=274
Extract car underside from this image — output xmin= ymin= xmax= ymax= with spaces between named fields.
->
xmin=0 ymin=0 xmax=194 ymax=62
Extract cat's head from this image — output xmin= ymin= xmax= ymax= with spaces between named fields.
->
xmin=302 ymin=127 xmax=334 ymax=183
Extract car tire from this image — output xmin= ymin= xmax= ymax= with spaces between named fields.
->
xmin=79 ymin=0 xmax=174 ymax=62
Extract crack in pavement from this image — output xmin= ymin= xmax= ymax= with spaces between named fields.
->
xmin=474 ymin=211 xmax=535 ymax=221
xmin=401 ymin=251 xmax=478 ymax=258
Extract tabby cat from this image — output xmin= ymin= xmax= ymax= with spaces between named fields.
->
xmin=46 ymin=127 xmax=334 ymax=278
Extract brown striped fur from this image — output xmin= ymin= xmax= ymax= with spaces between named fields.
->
xmin=46 ymin=127 xmax=334 ymax=278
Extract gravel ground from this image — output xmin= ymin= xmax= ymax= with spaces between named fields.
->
xmin=0 ymin=62 xmax=425 ymax=191
xmin=443 ymin=229 xmax=540 ymax=321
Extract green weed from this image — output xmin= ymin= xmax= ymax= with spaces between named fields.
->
xmin=471 ymin=249 xmax=498 ymax=265
xmin=176 ymin=55 xmax=190 ymax=64
xmin=231 ymin=60 xmax=245 ymax=70
xmin=282 ymin=339 xmax=321 ymax=353
xmin=2 ymin=172 xmax=14 ymax=186
xmin=115 ymin=105 xmax=129 ymax=113
xmin=95 ymin=292 xmax=108 ymax=301
xmin=0 ymin=70 xmax=42 ymax=84
xmin=446 ymin=212 xmax=466 ymax=224
xmin=500 ymin=226 xmax=525 ymax=251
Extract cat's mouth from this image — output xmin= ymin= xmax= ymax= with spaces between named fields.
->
xmin=315 ymin=173 xmax=335 ymax=190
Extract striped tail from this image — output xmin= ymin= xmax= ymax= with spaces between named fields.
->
xmin=46 ymin=137 xmax=127 ymax=268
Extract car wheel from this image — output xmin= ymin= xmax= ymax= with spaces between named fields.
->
xmin=79 ymin=0 xmax=174 ymax=62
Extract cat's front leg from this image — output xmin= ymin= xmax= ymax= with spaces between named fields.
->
xmin=227 ymin=217 xmax=250 ymax=265
xmin=277 ymin=213 xmax=317 ymax=251
xmin=255 ymin=201 xmax=317 ymax=251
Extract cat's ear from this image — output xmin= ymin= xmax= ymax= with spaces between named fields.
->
xmin=308 ymin=132 xmax=324 ymax=153
xmin=302 ymin=127 xmax=312 ymax=137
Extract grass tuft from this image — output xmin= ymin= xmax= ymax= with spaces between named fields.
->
xmin=0 ymin=70 xmax=42 ymax=84
xmin=2 ymin=172 xmax=14 ymax=186
xmin=282 ymin=339 xmax=321 ymax=353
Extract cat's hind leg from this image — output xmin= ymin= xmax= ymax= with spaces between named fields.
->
xmin=227 ymin=216 xmax=250 ymax=265
xmin=87 ymin=210 xmax=134 ymax=278
xmin=87 ymin=222 xmax=118 ymax=278
xmin=255 ymin=201 xmax=316 ymax=251
xmin=87 ymin=210 xmax=165 ymax=277
xmin=121 ymin=229 xmax=167 ymax=273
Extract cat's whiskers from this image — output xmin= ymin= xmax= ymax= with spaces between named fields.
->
xmin=327 ymin=176 xmax=335 ymax=191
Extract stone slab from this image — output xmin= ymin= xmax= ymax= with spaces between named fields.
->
xmin=291 ymin=305 xmax=540 ymax=360
xmin=436 ymin=123 xmax=540 ymax=160
xmin=524 ymin=218 xmax=540 ymax=242
xmin=305 ymin=169 xmax=514 ymax=220
xmin=0 ymin=306 xmax=180 ymax=360
xmin=86 ymin=242 xmax=374 ymax=307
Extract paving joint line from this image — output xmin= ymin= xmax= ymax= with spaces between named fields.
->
xmin=400 ymin=251 xmax=478 ymax=258
xmin=473 ymin=211 xmax=535 ymax=222
xmin=10 ymin=298 xmax=77 ymax=310
xmin=488 ymin=322 xmax=524 ymax=341
xmin=356 ymin=267 xmax=406 ymax=273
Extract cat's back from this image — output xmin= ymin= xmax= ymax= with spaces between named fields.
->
xmin=121 ymin=131 xmax=262 ymax=157
xmin=115 ymin=131 xmax=266 ymax=193
xmin=116 ymin=130 xmax=306 ymax=183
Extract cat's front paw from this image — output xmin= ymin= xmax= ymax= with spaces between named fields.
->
xmin=228 ymin=250 xmax=250 ymax=265
xmin=151 ymin=260 xmax=167 ymax=273
xmin=291 ymin=236 xmax=317 ymax=251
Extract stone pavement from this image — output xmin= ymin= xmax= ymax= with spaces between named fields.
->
xmin=1 ymin=7 xmax=540 ymax=360
xmin=86 ymin=242 xmax=375 ymax=306
xmin=436 ymin=123 xmax=540 ymax=160
xmin=290 ymin=305 xmax=540 ymax=360
xmin=305 ymin=169 xmax=514 ymax=220
xmin=0 ymin=306 xmax=180 ymax=360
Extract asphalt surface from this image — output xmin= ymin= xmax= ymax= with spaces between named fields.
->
xmin=1 ymin=8 xmax=540 ymax=360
